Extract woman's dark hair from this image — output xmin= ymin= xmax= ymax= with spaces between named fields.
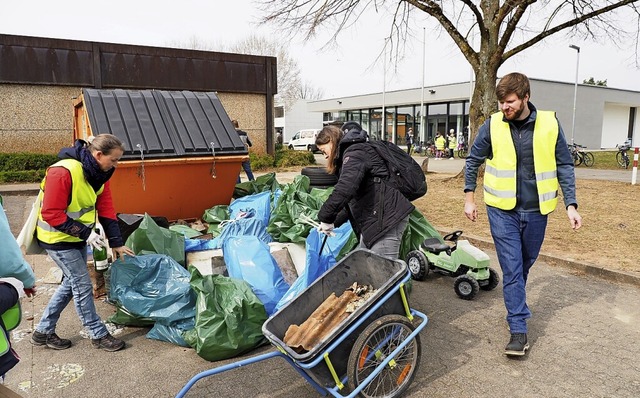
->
xmin=87 ymin=134 xmax=125 ymax=155
xmin=316 ymin=125 xmax=343 ymax=174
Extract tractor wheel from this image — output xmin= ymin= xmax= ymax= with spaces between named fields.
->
xmin=405 ymin=250 xmax=429 ymax=281
xmin=480 ymin=268 xmax=500 ymax=291
xmin=454 ymin=275 xmax=479 ymax=300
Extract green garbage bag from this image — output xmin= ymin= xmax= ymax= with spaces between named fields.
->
xmin=125 ymin=213 xmax=185 ymax=266
xmin=107 ymin=305 xmax=155 ymax=327
xmin=399 ymin=209 xmax=444 ymax=260
xmin=202 ymin=205 xmax=229 ymax=236
xmin=267 ymin=175 xmax=331 ymax=243
xmin=233 ymin=172 xmax=281 ymax=199
xmin=169 ymin=224 xmax=202 ymax=239
xmin=183 ymin=267 xmax=267 ymax=362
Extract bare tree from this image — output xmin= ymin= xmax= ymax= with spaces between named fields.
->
xmin=230 ymin=34 xmax=302 ymax=110
xmin=259 ymin=0 xmax=640 ymax=140
xmin=298 ymin=80 xmax=326 ymax=100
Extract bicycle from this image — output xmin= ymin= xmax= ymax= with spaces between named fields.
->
xmin=616 ymin=144 xmax=630 ymax=169
xmin=568 ymin=143 xmax=594 ymax=167
xmin=457 ymin=142 xmax=468 ymax=159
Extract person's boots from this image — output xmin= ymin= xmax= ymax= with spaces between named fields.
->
xmin=504 ymin=333 xmax=529 ymax=356
xmin=31 ymin=331 xmax=72 ymax=350
xmin=91 ymin=333 xmax=125 ymax=352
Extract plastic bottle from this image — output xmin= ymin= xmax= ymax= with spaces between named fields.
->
xmin=93 ymin=228 xmax=109 ymax=272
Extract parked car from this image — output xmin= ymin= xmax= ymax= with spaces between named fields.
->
xmin=288 ymin=129 xmax=320 ymax=152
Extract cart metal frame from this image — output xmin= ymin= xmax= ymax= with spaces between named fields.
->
xmin=176 ymin=271 xmax=427 ymax=398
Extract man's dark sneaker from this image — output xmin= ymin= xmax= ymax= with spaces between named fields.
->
xmin=31 ymin=331 xmax=72 ymax=350
xmin=504 ymin=333 xmax=529 ymax=356
xmin=91 ymin=333 xmax=125 ymax=352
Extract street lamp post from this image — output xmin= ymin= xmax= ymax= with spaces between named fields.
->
xmin=569 ymin=44 xmax=580 ymax=145
xmin=382 ymin=38 xmax=388 ymax=141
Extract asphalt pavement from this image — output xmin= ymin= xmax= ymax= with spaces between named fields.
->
xmin=0 ymin=157 xmax=639 ymax=397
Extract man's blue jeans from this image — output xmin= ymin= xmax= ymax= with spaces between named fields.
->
xmin=36 ymin=248 xmax=108 ymax=339
xmin=486 ymin=206 xmax=548 ymax=334
xmin=237 ymin=160 xmax=255 ymax=183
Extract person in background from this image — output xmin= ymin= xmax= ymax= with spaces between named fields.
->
xmin=32 ymin=134 xmax=135 ymax=352
xmin=448 ymin=129 xmax=457 ymax=159
xmin=0 ymin=196 xmax=37 ymax=379
xmin=233 ymin=119 xmax=255 ymax=184
xmin=405 ymin=128 xmax=414 ymax=155
xmin=434 ymin=131 xmax=446 ymax=159
xmin=464 ymin=72 xmax=582 ymax=357
xmin=315 ymin=122 xmax=414 ymax=259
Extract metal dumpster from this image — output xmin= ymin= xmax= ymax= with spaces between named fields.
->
xmin=73 ymin=88 xmax=247 ymax=220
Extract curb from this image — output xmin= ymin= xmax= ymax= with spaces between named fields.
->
xmin=437 ymin=228 xmax=640 ymax=289
xmin=0 ymin=187 xmax=39 ymax=196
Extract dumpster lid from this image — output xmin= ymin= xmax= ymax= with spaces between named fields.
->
xmin=82 ymin=88 xmax=248 ymax=160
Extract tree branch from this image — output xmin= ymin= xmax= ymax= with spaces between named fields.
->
xmin=503 ymin=0 xmax=640 ymax=60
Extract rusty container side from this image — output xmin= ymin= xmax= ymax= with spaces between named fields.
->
xmin=109 ymin=155 xmax=245 ymax=221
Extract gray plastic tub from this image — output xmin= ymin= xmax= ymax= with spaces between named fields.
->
xmin=262 ymin=249 xmax=410 ymax=387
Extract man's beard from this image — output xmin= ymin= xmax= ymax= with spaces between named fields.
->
xmin=503 ymin=102 xmax=526 ymax=121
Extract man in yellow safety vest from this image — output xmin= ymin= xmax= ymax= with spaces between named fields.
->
xmin=463 ymin=72 xmax=582 ymax=357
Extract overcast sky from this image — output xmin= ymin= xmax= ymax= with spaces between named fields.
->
xmin=3 ymin=0 xmax=640 ymax=99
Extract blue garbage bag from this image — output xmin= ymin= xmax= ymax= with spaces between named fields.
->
xmin=146 ymin=318 xmax=195 ymax=347
xmin=109 ymin=254 xmax=196 ymax=325
xmin=217 ymin=217 xmax=271 ymax=247
xmin=275 ymin=221 xmax=355 ymax=311
xmin=184 ymin=238 xmax=218 ymax=252
xmin=229 ymin=191 xmax=272 ymax=228
xmin=223 ymin=236 xmax=289 ymax=316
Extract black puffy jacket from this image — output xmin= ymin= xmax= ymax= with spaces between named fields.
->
xmin=318 ymin=129 xmax=415 ymax=248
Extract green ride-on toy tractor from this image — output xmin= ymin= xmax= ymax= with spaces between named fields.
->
xmin=405 ymin=230 xmax=500 ymax=300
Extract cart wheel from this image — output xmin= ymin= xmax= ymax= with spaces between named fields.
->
xmin=347 ymin=314 xmax=421 ymax=398
xmin=405 ymin=250 xmax=429 ymax=281
xmin=454 ymin=274 xmax=479 ymax=300
xmin=480 ymin=268 xmax=500 ymax=291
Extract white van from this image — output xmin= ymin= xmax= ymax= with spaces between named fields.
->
xmin=288 ymin=129 xmax=321 ymax=152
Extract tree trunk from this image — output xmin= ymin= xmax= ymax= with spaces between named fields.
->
xmin=452 ymin=57 xmax=499 ymax=179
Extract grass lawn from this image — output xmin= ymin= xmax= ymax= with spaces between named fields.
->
xmin=574 ymin=149 xmax=636 ymax=170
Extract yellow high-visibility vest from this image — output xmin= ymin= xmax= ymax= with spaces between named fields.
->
xmin=36 ymin=159 xmax=104 ymax=244
xmin=0 ymin=302 xmax=21 ymax=356
xmin=484 ymin=111 xmax=559 ymax=215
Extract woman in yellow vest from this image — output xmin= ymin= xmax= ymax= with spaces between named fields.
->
xmin=434 ymin=132 xmax=446 ymax=159
xmin=447 ymin=130 xmax=457 ymax=159
xmin=463 ymin=73 xmax=582 ymax=357
xmin=0 ymin=197 xmax=36 ymax=378
xmin=32 ymin=134 xmax=134 ymax=352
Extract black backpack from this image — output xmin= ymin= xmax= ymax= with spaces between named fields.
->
xmin=370 ymin=140 xmax=427 ymax=201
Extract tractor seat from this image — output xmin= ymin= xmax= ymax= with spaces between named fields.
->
xmin=421 ymin=238 xmax=451 ymax=254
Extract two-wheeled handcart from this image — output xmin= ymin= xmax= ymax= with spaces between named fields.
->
xmin=176 ymin=249 xmax=428 ymax=398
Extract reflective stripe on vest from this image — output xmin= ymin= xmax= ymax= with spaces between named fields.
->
xmin=36 ymin=159 xmax=104 ymax=244
xmin=484 ymin=111 xmax=559 ymax=214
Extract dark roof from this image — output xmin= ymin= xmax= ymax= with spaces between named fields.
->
xmin=83 ymin=88 xmax=247 ymax=159
xmin=0 ymin=34 xmax=277 ymax=94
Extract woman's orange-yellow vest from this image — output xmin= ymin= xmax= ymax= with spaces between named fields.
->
xmin=484 ymin=111 xmax=559 ymax=215
xmin=36 ymin=159 xmax=103 ymax=244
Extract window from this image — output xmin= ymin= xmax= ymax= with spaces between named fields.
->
xmin=274 ymin=106 xmax=285 ymax=118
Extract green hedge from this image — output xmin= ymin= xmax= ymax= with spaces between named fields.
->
xmin=249 ymin=148 xmax=315 ymax=170
xmin=0 ymin=153 xmax=57 ymax=183
xmin=0 ymin=153 xmax=57 ymax=172
xmin=0 ymin=149 xmax=316 ymax=183
xmin=0 ymin=170 xmax=46 ymax=184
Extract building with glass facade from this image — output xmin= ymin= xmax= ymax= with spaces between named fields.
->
xmin=307 ymin=78 xmax=640 ymax=150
